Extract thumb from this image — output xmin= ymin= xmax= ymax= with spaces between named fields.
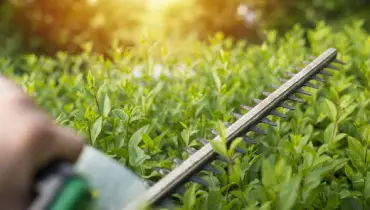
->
xmin=31 ymin=124 xmax=85 ymax=170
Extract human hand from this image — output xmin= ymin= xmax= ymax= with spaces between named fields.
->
xmin=0 ymin=76 xmax=84 ymax=210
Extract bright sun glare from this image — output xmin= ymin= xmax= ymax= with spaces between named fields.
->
xmin=148 ymin=0 xmax=179 ymax=8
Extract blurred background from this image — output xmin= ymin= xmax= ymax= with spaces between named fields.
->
xmin=1 ymin=0 xmax=370 ymax=57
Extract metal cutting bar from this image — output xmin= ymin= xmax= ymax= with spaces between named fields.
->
xmin=124 ymin=48 xmax=338 ymax=210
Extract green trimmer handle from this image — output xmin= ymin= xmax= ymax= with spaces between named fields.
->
xmin=29 ymin=161 xmax=94 ymax=210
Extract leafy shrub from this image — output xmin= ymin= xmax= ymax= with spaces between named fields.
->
xmin=2 ymin=21 xmax=370 ymax=209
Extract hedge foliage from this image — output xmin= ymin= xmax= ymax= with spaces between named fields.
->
xmin=2 ymin=21 xmax=370 ymax=209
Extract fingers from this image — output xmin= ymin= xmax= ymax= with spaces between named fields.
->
xmin=0 ymin=76 xmax=34 ymax=108
xmin=0 ymin=76 xmax=85 ymax=168
xmin=25 ymin=118 xmax=85 ymax=170
xmin=49 ymin=125 xmax=85 ymax=163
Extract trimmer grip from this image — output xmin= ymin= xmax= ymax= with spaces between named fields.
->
xmin=29 ymin=161 xmax=93 ymax=210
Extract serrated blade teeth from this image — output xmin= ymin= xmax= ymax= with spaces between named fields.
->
xmin=175 ymin=186 xmax=186 ymax=195
xmin=296 ymin=87 xmax=311 ymax=96
xmin=319 ymin=69 xmax=333 ymax=76
xmin=232 ymin=112 xmax=243 ymax=119
xmin=215 ymin=154 xmax=229 ymax=162
xmin=308 ymin=55 xmax=316 ymax=60
xmin=173 ymin=158 xmax=183 ymax=166
xmin=333 ymin=59 xmax=345 ymax=65
xmin=250 ymin=125 xmax=267 ymax=135
xmin=203 ymin=164 xmax=222 ymax=174
xmin=197 ymin=138 xmax=208 ymax=145
xmin=234 ymin=147 xmax=246 ymax=154
xmin=185 ymin=147 xmax=197 ymax=155
xmin=302 ymin=60 xmax=310 ymax=65
xmin=144 ymin=180 xmax=155 ymax=188
xmin=270 ymin=109 xmax=287 ymax=118
xmin=325 ymin=64 xmax=340 ymax=70
xmin=261 ymin=117 xmax=277 ymax=126
xmin=311 ymin=75 xmax=326 ymax=82
xmin=278 ymin=78 xmax=288 ymax=83
xmin=279 ymin=102 xmax=295 ymax=110
xmin=189 ymin=175 xmax=208 ymax=187
xmin=262 ymin=91 xmax=271 ymax=97
xmin=210 ymin=129 xmax=218 ymax=136
xmin=292 ymin=65 xmax=302 ymax=72
xmin=240 ymin=104 xmax=253 ymax=111
xmin=156 ymin=168 xmax=170 ymax=176
xmin=304 ymin=81 xmax=319 ymax=89
xmin=243 ymin=135 xmax=257 ymax=144
xmin=269 ymin=84 xmax=280 ymax=89
xmin=252 ymin=98 xmax=263 ymax=104
xmin=223 ymin=121 xmax=232 ymax=127
xmin=288 ymin=94 xmax=305 ymax=103
xmin=285 ymin=72 xmax=296 ymax=77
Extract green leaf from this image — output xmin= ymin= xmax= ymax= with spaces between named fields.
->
xmin=364 ymin=172 xmax=370 ymax=200
xmin=128 ymin=125 xmax=150 ymax=167
xmin=183 ymin=185 xmax=197 ymax=210
xmin=102 ymin=94 xmax=111 ymax=117
xmin=90 ymin=116 xmax=102 ymax=144
xmin=347 ymin=136 xmax=365 ymax=172
xmin=206 ymin=189 xmax=223 ymax=210
xmin=129 ymin=146 xmax=150 ymax=167
xmin=128 ymin=125 xmax=149 ymax=148
xmin=210 ymin=139 xmax=229 ymax=159
xmin=324 ymin=99 xmax=337 ymax=122
xmin=181 ymin=129 xmax=190 ymax=146
xmin=278 ymin=175 xmax=301 ymax=210
xmin=213 ymin=71 xmax=222 ymax=92
xmin=142 ymin=133 xmax=154 ymax=149
xmin=228 ymin=137 xmax=243 ymax=157
xmin=215 ymin=120 xmax=227 ymax=140
xmin=261 ymin=158 xmax=276 ymax=188
xmin=112 ymin=109 xmax=127 ymax=121
xmin=324 ymin=123 xmax=335 ymax=143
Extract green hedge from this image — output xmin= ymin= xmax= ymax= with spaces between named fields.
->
xmin=2 ymin=21 xmax=370 ymax=209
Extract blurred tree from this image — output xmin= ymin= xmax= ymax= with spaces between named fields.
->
xmin=162 ymin=0 xmax=263 ymax=44
xmin=2 ymin=0 xmax=370 ymax=55
xmin=162 ymin=0 xmax=370 ymax=45
xmin=7 ymin=0 xmax=148 ymax=55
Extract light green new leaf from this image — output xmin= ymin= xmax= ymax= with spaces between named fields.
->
xmin=142 ymin=133 xmax=154 ymax=149
xmin=128 ymin=125 xmax=150 ymax=167
xmin=324 ymin=99 xmax=337 ymax=122
xmin=324 ymin=123 xmax=335 ymax=143
xmin=228 ymin=137 xmax=243 ymax=157
xmin=213 ymin=71 xmax=222 ymax=92
xmin=215 ymin=120 xmax=227 ymax=140
xmin=102 ymin=94 xmax=111 ymax=117
xmin=183 ymin=185 xmax=197 ymax=210
xmin=348 ymin=136 xmax=365 ymax=166
xmin=181 ymin=129 xmax=190 ymax=146
xmin=129 ymin=146 xmax=150 ymax=167
xmin=112 ymin=109 xmax=127 ymax=121
xmin=210 ymin=139 xmax=229 ymax=159
xmin=128 ymin=125 xmax=149 ymax=148
xmin=90 ymin=116 xmax=102 ymax=144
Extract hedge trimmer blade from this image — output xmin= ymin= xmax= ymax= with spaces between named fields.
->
xmin=125 ymin=48 xmax=345 ymax=210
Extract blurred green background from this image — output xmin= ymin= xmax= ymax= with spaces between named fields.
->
xmin=1 ymin=0 xmax=370 ymax=56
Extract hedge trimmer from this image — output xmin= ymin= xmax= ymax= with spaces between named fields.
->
xmin=29 ymin=48 xmax=344 ymax=210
